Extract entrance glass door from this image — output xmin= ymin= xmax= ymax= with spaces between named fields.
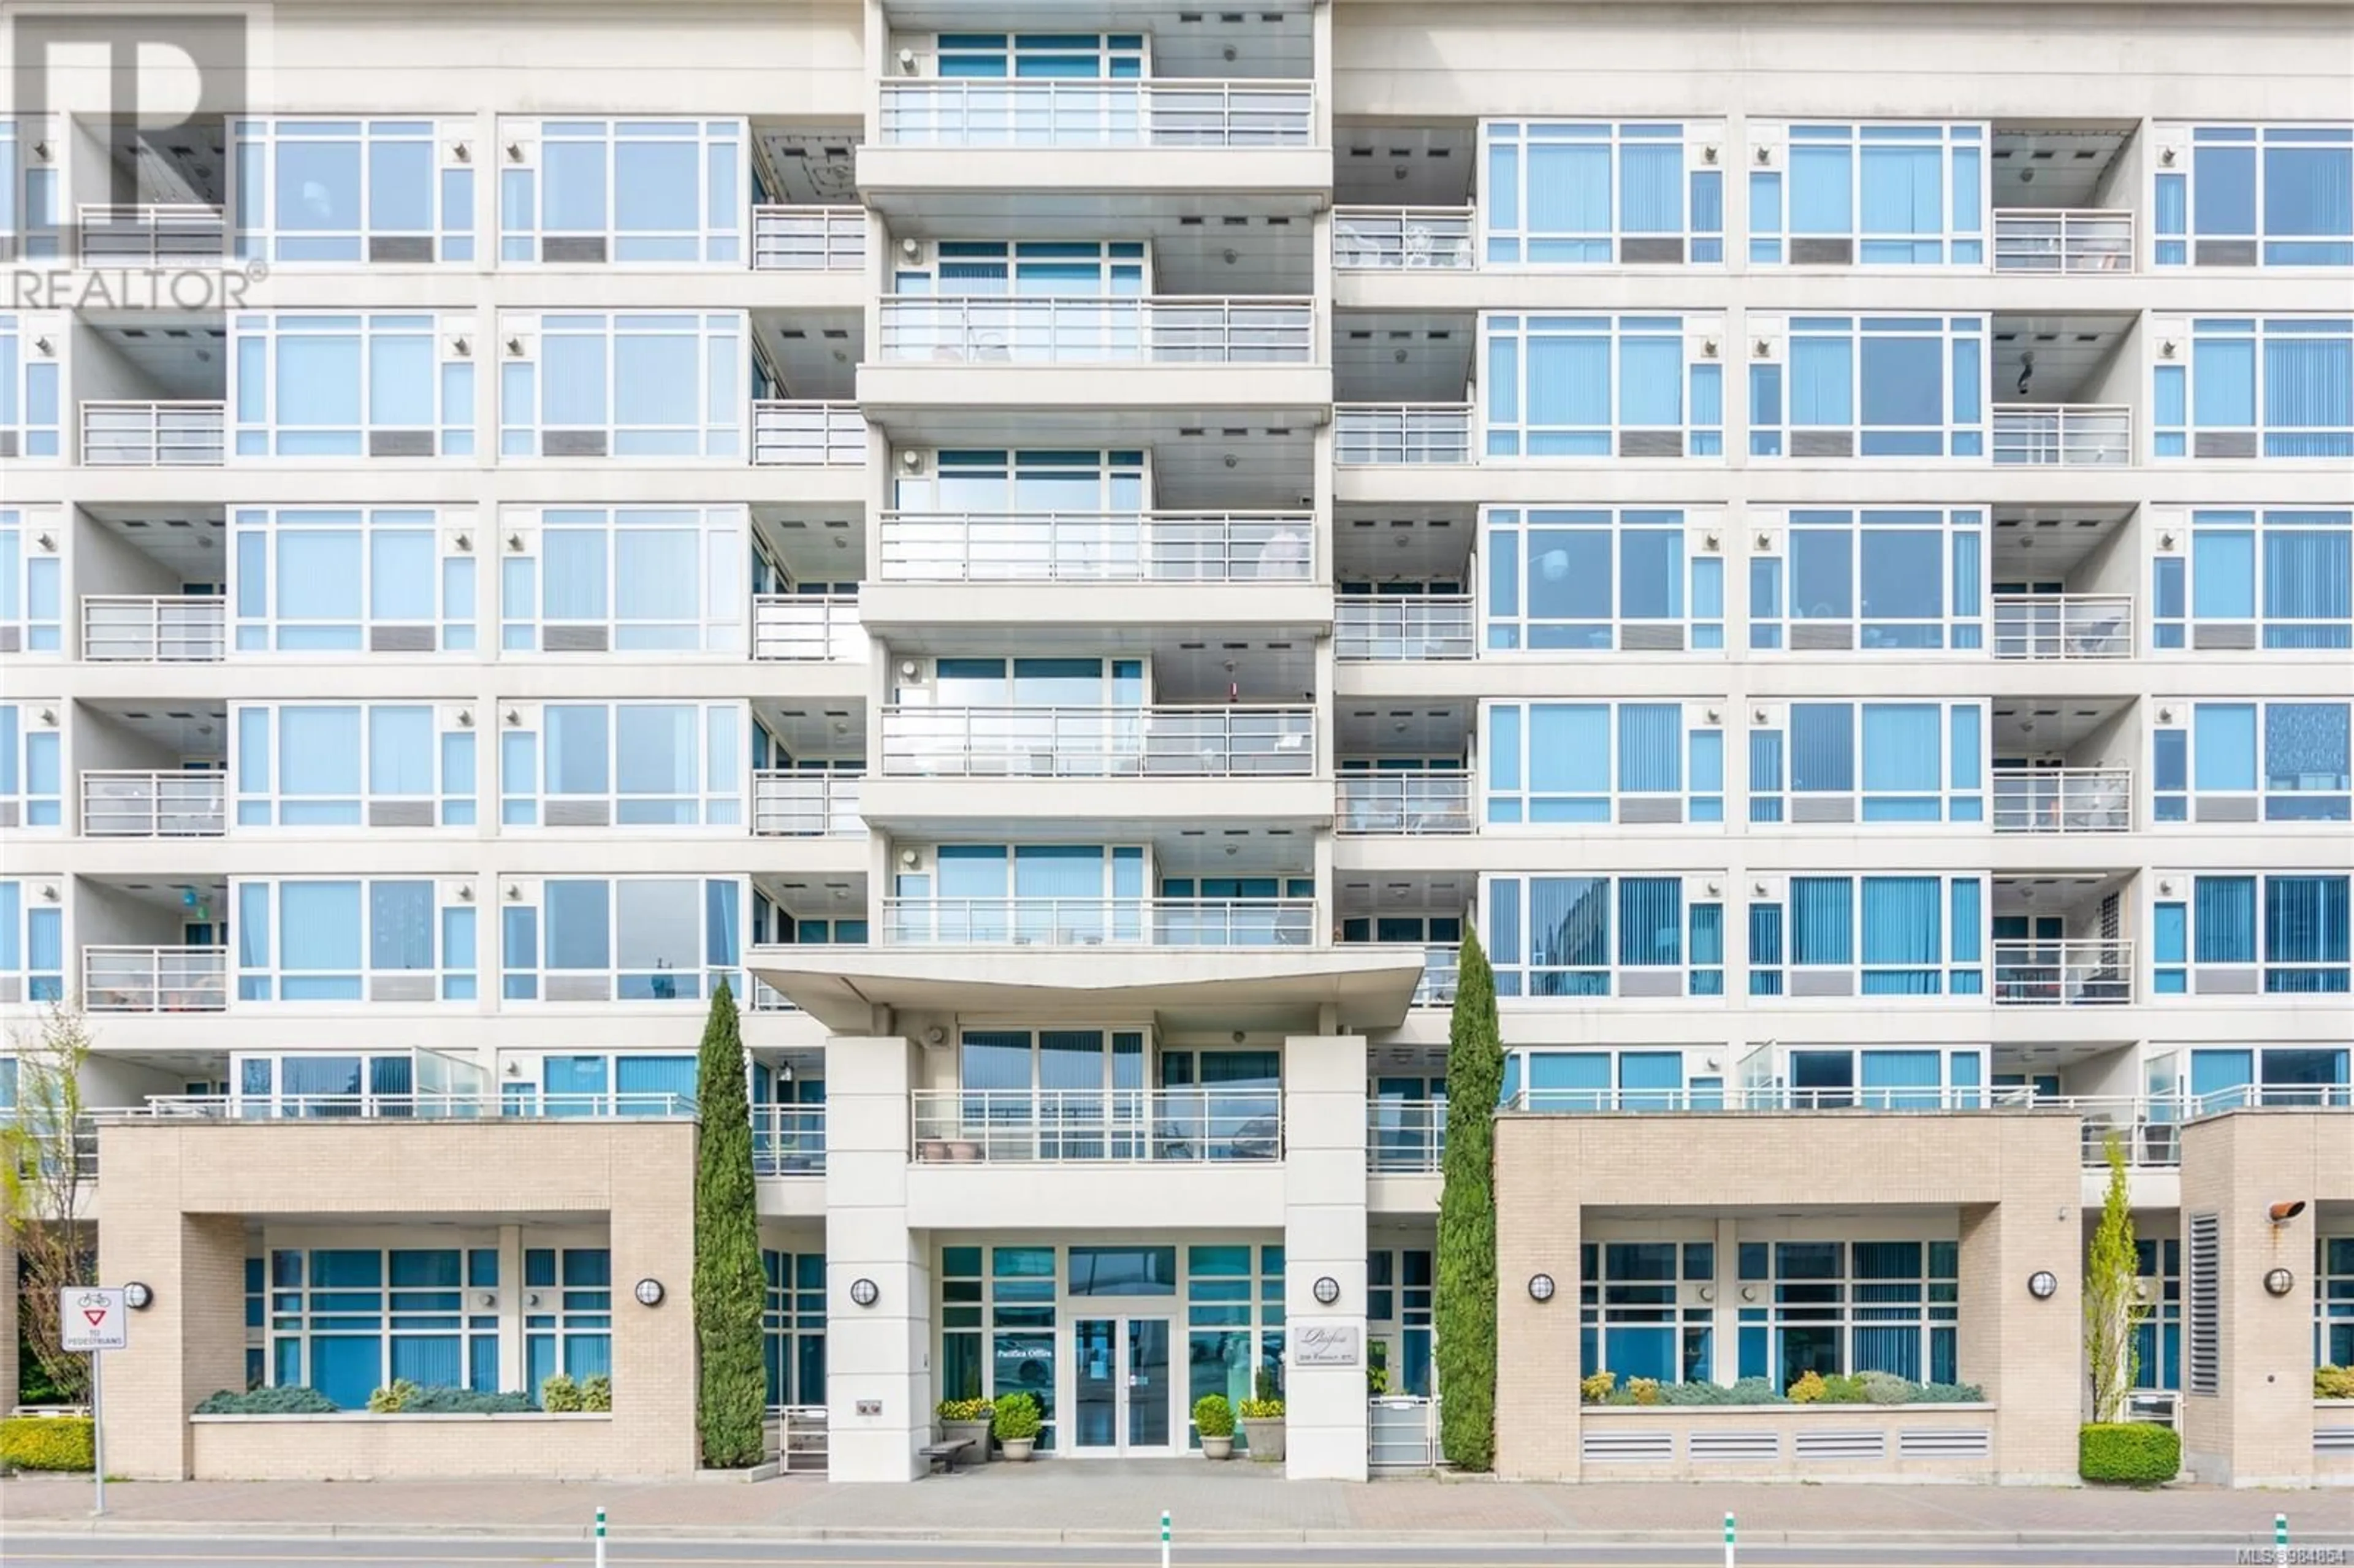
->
xmin=1070 ymin=1317 xmax=1173 ymax=1455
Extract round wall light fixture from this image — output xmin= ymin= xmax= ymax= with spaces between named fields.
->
xmin=1312 ymin=1276 xmax=1341 ymax=1306
xmin=2264 ymin=1268 xmax=2296 ymax=1298
xmin=2027 ymin=1270 xmax=2059 ymax=1300
xmin=633 ymin=1278 xmax=666 ymax=1307
xmin=850 ymin=1277 xmax=881 ymax=1308
xmin=123 ymin=1282 xmax=153 ymax=1310
xmin=1527 ymin=1273 xmax=1556 ymax=1303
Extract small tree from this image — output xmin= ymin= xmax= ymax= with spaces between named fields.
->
xmin=2083 ymin=1132 xmax=2147 ymax=1424
xmin=2 ymin=999 xmax=97 ymax=1405
xmin=1435 ymin=929 xmax=1501 ymax=1471
xmin=691 ymin=979 xmax=766 ymax=1467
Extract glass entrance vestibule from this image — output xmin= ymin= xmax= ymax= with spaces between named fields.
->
xmin=937 ymin=1238 xmax=1285 ymax=1456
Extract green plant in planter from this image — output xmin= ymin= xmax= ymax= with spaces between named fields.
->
xmin=1818 ymin=1373 xmax=1870 ymax=1404
xmin=581 ymin=1374 xmax=612 ymax=1413
xmin=1625 ymin=1377 xmax=1663 ymax=1406
xmin=367 ymin=1379 xmax=424 ymax=1414
xmin=991 ymin=1391 xmax=1043 ymax=1443
xmin=2079 ymin=1421 xmax=2179 ymax=1485
xmin=2318 ymin=1364 xmax=2354 ymax=1399
xmin=1236 ymin=1397 xmax=1284 ymax=1419
xmin=1786 ymin=1370 xmax=1828 ymax=1403
xmin=195 ymin=1386 xmax=338 ymax=1415
xmin=1365 ymin=1363 xmax=1390 ymax=1396
xmin=936 ymin=1397 xmax=993 ymax=1422
xmin=1192 ymin=1393 xmax=1236 ymax=1438
xmin=541 ymin=1374 xmax=585 ymax=1413
xmin=1579 ymin=1371 xmax=1617 ymax=1404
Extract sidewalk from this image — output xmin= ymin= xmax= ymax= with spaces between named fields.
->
xmin=4 ymin=1466 xmax=2350 ymax=1545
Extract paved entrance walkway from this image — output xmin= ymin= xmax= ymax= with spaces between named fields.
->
xmin=4 ymin=1466 xmax=2349 ymax=1545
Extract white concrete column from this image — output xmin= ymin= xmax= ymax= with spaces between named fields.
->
xmin=1282 ymin=1033 xmax=1368 ymax=1480
xmin=1712 ymin=1216 xmax=1740 ymax=1383
xmin=823 ymin=1034 xmax=929 ymax=1482
xmin=497 ymin=1224 xmax=525 ymax=1394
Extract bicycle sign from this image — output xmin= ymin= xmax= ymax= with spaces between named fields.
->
xmin=60 ymin=1287 xmax=129 ymax=1352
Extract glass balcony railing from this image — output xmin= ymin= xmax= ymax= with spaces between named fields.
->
xmin=877 ymin=79 xmax=1314 ymax=148
xmin=751 ymin=401 xmax=866 ymax=465
xmin=911 ymin=1089 xmax=1282 ymax=1163
xmin=1412 ymin=945 xmax=1458 ymax=1007
xmin=72 ymin=202 xmax=228 ymax=264
xmin=1368 ymin=1100 xmax=1446 ymax=1173
xmin=751 ymin=772 xmax=864 ymax=836
xmin=876 ymin=511 xmax=1314 ymax=583
xmin=1990 ymin=768 xmax=2133 ymax=833
xmin=80 ymin=400 xmax=226 ymax=466
xmin=881 ymin=897 xmax=1317 ymax=948
xmin=1990 ymin=594 xmax=2133 ymax=659
xmin=121 ymin=1092 xmax=696 ymax=1120
xmin=1334 ymin=207 xmax=1478 ymax=270
xmin=880 ymin=705 xmax=1314 ymax=778
xmin=1336 ymin=773 xmax=1473 ymax=835
xmin=1992 ymin=405 xmax=2134 ymax=466
xmin=751 ymin=594 xmax=864 ymax=660
xmin=1335 ymin=403 xmax=1475 ymax=465
xmin=82 ymin=946 xmax=230 ymax=1012
xmin=1335 ymin=597 xmax=1476 ymax=660
xmin=877 ymin=296 xmax=1312 ymax=364
xmin=80 ymin=770 xmax=227 ymax=837
xmin=753 ymin=1105 xmax=828 ymax=1174
xmin=81 ymin=595 xmax=226 ymax=662
xmin=1992 ymin=939 xmax=2135 ymax=1005
xmin=750 ymin=207 xmax=866 ymax=270
xmin=1992 ymin=208 xmax=2135 ymax=274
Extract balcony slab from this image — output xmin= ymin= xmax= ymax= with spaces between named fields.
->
xmin=859 ymin=580 xmax=1332 ymax=638
xmin=905 ymin=1159 xmax=1284 ymax=1230
xmin=857 ymin=361 xmax=1331 ymax=422
xmin=856 ymin=147 xmax=1332 ymax=214
xmin=857 ymin=773 xmax=1334 ymax=836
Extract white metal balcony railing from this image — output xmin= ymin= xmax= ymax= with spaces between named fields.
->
xmin=876 ymin=79 xmax=1315 ymax=149
xmin=1991 ymin=768 xmax=2133 ymax=834
xmin=1412 ymin=944 xmax=1458 ymax=1008
xmin=1368 ymin=1100 xmax=1447 ymax=1173
xmin=121 ymin=1092 xmax=699 ymax=1121
xmin=80 ymin=770 xmax=227 ymax=837
xmin=1992 ymin=208 xmax=2135 ymax=275
xmin=1990 ymin=593 xmax=2134 ymax=660
xmin=1334 ymin=207 xmax=1478 ymax=270
xmin=1336 ymin=772 xmax=1474 ymax=835
xmin=752 ymin=772 xmax=864 ymax=836
xmin=80 ymin=400 xmax=226 ymax=466
xmin=73 ymin=203 xmax=227 ymax=264
xmin=751 ymin=402 xmax=866 ymax=466
xmin=877 ymin=511 xmax=1316 ymax=583
xmin=750 ymin=206 xmax=866 ymax=270
xmin=1336 ymin=597 xmax=1476 ymax=661
xmin=1992 ymin=939 xmax=2134 ymax=1006
xmin=1992 ymin=405 xmax=2134 ymax=467
xmin=880 ymin=705 xmax=1314 ymax=778
xmin=877 ymin=296 xmax=1313 ymax=364
xmin=80 ymin=595 xmax=226 ymax=662
xmin=747 ymin=977 xmax=799 ymax=1013
xmin=753 ymin=1105 xmax=828 ymax=1175
xmin=751 ymin=594 xmax=864 ymax=660
xmin=882 ymin=897 xmax=1317 ymax=948
xmin=83 ymin=946 xmax=229 ymax=1013
xmin=911 ymin=1089 xmax=1282 ymax=1163
xmin=1335 ymin=403 xmax=1475 ymax=465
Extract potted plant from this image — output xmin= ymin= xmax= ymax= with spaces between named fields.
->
xmin=991 ymin=1391 xmax=1041 ymax=1461
xmin=1192 ymin=1393 xmax=1236 ymax=1460
xmin=935 ymin=1395 xmax=994 ymax=1464
xmin=1238 ymin=1369 xmax=1285 ymax=1463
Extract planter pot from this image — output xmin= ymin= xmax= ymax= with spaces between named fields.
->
xmin=999 ymin=1436 xmax=1036 ymax=1462
xmin=1240 ymin=1418 xmax=1286 ymax=1463
xmin=940 ymin=1418 xmax=993 ymax=1464
xmin=1200 ymin=1434 xmax=1235 ymax=1460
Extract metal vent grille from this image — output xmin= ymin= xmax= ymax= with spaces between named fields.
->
xmin=1618 ymin=430 xmax=1685 ymax=459
xmin=544 ymin=430 xmax=609 ymax=457
xmin=1791 ymin=430 xmax=1856 ymax=459
xmin=0 ymin=977 xmax=20 ymax=1004
xmin=543 ymin=237 xmax=608 ymax=264
xmin=0 ymin=433 xmax=18 ymax=458
xmin=368 ymin=429 xmax=435 ymax=457
xmin=2193 ymin=432 xmax=2258 ymax=460
xmin=1792 ymin=797 xmax=1856 ymax=824
xmin=1620 ymin=237 xmax=1686 ymax=264
xmin=1898 ymin=1428 xmax=1991 ymax=1458
xmin=2317 ymin=1427 xmax=2354 ymax=1455
xmin=1794 ymin=1428 xmax=1885 ymax=1460
xmin=2187 ymin=1211 xmax=2220 ymax=1395
xmin=2192 ymin=623 xmax=2258 ymax=650
xmin=1789 ymin=970 xmax=1854 ymax=997
xmin=1618 ymin=799 xmax=1683 ymax=825
xmin=370 ymin=973 xmax=435 ymax=1003
xmin=369 ymin=625 xmax=435 ymax=652
xmin=0 ymin=627 xmax=19 ymax=653
xmin=542 ymin=625 xmax=610 ymax=652
xmin=2194 ymin=240 xmax=2258 ymax=267
xmin=368 ymin=235 xmax=435 ymax=264
xmin=1618 ymin=970 xmax=1684 ymax=997
xmin=1791 ymin=623 xmax=1854 ymax=650
xmin=1580 ymin=1429 xmax=1673 ymax=1463
xmin=2193 ymin=796 xmax=2260 ymax=823
xmin=2191 ymin=965 xmax=2260 ymax=995
xmin=367 ymin=801 xmax=435 ymax=828
xmin=1689 ymin=1429 xmax=1779 ymax=1462
xmin=1621 ymin=625 xmax=1685 ymax=652
xmin=0 ymin=802 xmax=18 ymax=829
xmin=545 ymin=974 xmax=611 ymax=1002
xmin=1791 ymin=237 xmax=1854 ymax=265
xmin=545 ymin=799 xmax=612 ymax=828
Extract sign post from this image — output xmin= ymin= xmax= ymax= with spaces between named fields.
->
xmin=60 ymin=1287 xmax=128 ymax=1517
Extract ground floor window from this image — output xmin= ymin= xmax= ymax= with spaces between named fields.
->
xmin=1368 ymin=1248 xmax=1434 ymax=1396
xmin=763 ymin=1249 xmax=826 ymax=1408
xmin=269 ymin=1246 xmax=501 ymax=1408
xmin=2135 ymin=1238 xmax=2182 ymax=1390
xmin=1581 ymin=1241 xmax=1713 ymax=1382
xmin=524 ymin=1246 xmax=612 ymax=1389
xmin=1736 ymin=1239 xmax=1957 ymax=1387
xmin=2322 ymin=1236 xmax=2354 ymax=1367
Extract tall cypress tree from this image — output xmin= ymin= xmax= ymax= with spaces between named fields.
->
xmin=1434 ymin=929 xmax=1501 ymax=1471
xmin=691 ymin=978 xmax=766 ymax=1467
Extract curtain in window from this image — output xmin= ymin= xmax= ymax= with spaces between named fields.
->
xmin=2265 ymin=703 xmax=2350 ymax=788
xmin=1851 ymin=1326 xmax=1922 ymax=1380
xmin=615 ymin=704 xmax=698 ymax=801
xmin=1749 ymin=729 xmax=1785 ymax=792
xmin=1789 ymin=877 xmax=1853 ymax=965
xmin=1618 ymin=336 xmax=1682 ymax=427
xmin=542 ymin=530 xmax=608 ymax=620
xmin=2263 ymin=337 xmax=2354 ymax=455
xmin=1861 ymin=1049 xmax=1942 ymax=1110
xmin=617 ymin=1053 xmax=698 ymax=1113
xmin=389 ymin=1335 xmax=463 ymax=1390
xmin=280 ymin=881 xmax=362 ymax=980
xmin=1526 ymin=333 xmax=1611 ymax=429
xmin=2265 ymin=875 xmax=2350 ymax=962
xmin=2265 ymin=528 xmax=2353 ymax=625
xmin=1528 ymin=1051 xmax=1610 ymax=1111
xmin=1526 ymin=143 xmax=1612 ymax=237
xmin=2190 ymin=1048 xmax=2255 ymax=1109
xmin=1529 ymin=877 xmax=1609 ymax=986
xmin=1528 ymin=704 xmax=1610 ymax=814
xmin=1619 ymin=144 xmax=1681 ymax=234
xmin=2265 ymin=146 xmax=2354 ymax=240
xmin=1788 ymin=146 xmax=1853 ymax=233
xmin=546 ymin=706 xmax=611 ymax=795
xmin=2154 ymin=175 xmax=2187 ymax=238
xmin=368 ymin=881 xmax=435 ymax=972
xmin=1748 ymin=904 xmax=1785 ymax=993
xmin=280 ymin=706 xmax=362 ymax=801
xmin=2193 ymin=704 xmax=2258 ymax=790
xmin=368 ymin=706 xmax=434 ymax=795
xmin=311 ymin=1336 xmax=381 ymax=1409
xmin=2192 ymin=875 xmax=2258 ymax=962
xmin=1860 ymin=704 xmax=1940 ymax=806
xmin=1789 ymin=336 xmax=1854 ymax=425
xmin=2192 ymin=338 xmax=2256 ymax=427
xmin=1859 ymin=145 xmax=1940 ymax=235
xmin=1860 ymin=877 xmax=1941 ymax=994
xmin=1616 ymin=878 xmax=1682 ymax=967
xmin=1615 ymin=704 xmax=1682 ymax=793
xmin=2193 ymin=528 xmax=2256 ymax=619
xmin=1789 ymin=704 xmax=1854 ymax=793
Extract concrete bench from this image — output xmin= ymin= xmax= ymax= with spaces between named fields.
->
xmin=919 ymin=1437 xmax=973 ymax=1474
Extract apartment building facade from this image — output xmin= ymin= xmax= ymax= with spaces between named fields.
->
xmin=1 ymin=0 xmax=2350 ymax=1488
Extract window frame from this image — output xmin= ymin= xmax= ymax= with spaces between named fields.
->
xmin=1746 ymin=874 xmax=1986 ymax=999
xmin=1480 ymin=312 xmax=1726 ymax=460
xmin=0 ymin=509 xmax=64 ymax=652
xmin=231 ymin=702 xmax=476 ymax=829
xmin=498 ymin=118 xmax=745 ymax=266
xmin=1748 ymin=121 xmax=1988 ymax=268
xmin=2153 ymin=872 xmax=2352 ymax=995
xmin=2152 ymin=508 xmax=2354 ymax=652
xmin=1481 ymin=700 xmax=1724 ymax=826
xmin=2153 ymin=123 xmax=2354 ymax=269
xmin=498 ymin=311 xmax=745 ymax=460
xmin=0 ymin=880 xmax=66 ymax=1003
xmin=498 ymin=700 xmax=745 ymax=829
xmin=1747 ymin=313 xmax=1989 ymax=460
xmin=1482 ymin=873 xmax=1726 ymax=999
xmin=1479 ymin=120 xmax=1727 ymax=268
xmin=266 ymin=1244 xmax=502 ymax=1409
xmin=230 ymin=312 xmax=477 ymax=460
xmin=1747 ymin=700 xmax=1986 ymax=826
xmin=2152 ymin=315 xmax=2354 ymax=461
xmin=232 ymin=877 xmax=477 ymax=1003
xmin=230 ymin=117 xmax=476 ymax=265
xmin=1480 ymin=506 xmax=1725 ymax=652
xmin=497 ymin=506 xmax=745 ymax=655
xmin=232 ymin=507 xmax=477 ymax=655
xmin=2151 ymin=699 xmax=2352 ymax=823
xmin=500 ymin=874 xmax=747 ymax=1005
xmin=1747 ymin=507 xmax=1986 ymax=652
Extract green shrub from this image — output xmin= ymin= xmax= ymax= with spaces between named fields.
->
xmin=1237 ymin=1398 xmax=1284 ymax=1420
xmin=2080 ymin=1422 xmax=2179 ymax=1485
xmin=1191 ymin=1393 xmax=1236 ymax=1438
xmin=1819 ymin=1372 xmax=1871 ymax=1404
xmin=580 ymin=1374 xmax=612 ymax=1413
xmin=1625 ymin=1377 xmax=1663 ymax=1406
xmin=2318 ymin=1364 xmax=2354 ymax=1400
xmin=367 ymin=1379 xmax=422 ymax=1413
xmin=541 ymin=1374 xmax=584 ymax=1413
xmin=1579 ymin=1370 xmax=1617 ymax=1404
xmin=1 ymin=1415 xmax=94 ymax=1471
xmin=1365 ymin=1363 xmax=1390 ymax=1396
xmin=194 ymin=1387 xmax=338 ymax=1415
xmin=992 ymin=1391 xmax=1042 ymax=1442
xmin=405 ymin=1387 xmax=539 ymax=1414
xmin=935 ymin=1397 xmax=992 ymax=1423
xmin=1254 ymin=1369 xmax=1282 ymax=1404
xmin=1786 ymin=1369 xmax=1827 ymax=1403
xmin=1914 ymin=1380 xmax=1987 ymax=1404
xmin=1857 ymin=1371 xmax=1916 ymax=1405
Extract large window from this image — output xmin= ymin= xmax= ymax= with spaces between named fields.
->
xmin=517 ymin=1052 xmax=697 ymax=1116
xmin=234 ymin=878 xmax=476 ymax=1002
xmin=1748 ymin=875 xmax=1985 ymax=997
xmin=234 ymin=703 xmax=475 ymax=828
xmin=937 ymin=32 xmax=1145 ymax=77
xmin=1482 ymin=314 xmax=1725 ymax=458
xmin=893 ymin=448 xmax=1145 ymax=511
xmin=524 ymin=1246 xmax=613 ymax=1388
xmin=2153 ymin=873 xmax=2351 ymax=994
xmin=1748 ymin=702 xmax=1985 ymax=824
xmin=1580 ymin=1241 xmax=1714 ymax=1383
xmin=0 ymin=704 xmax=60 ymax=828
xmin=2152 ymin=508 xmax=2353 ymax=651
xmin=2184 ymin=1046 xmax=2349 ymax=1109
xmin=231 ymin=313 xmax=476 ymax=459
xmin=499 ymin=876 xmax=744 ymax=1003
xmin=2154 ymin=701 xmax=2350 ymax=823
xmin=1737 ymin=1045 xmax=1986 ymax=1111
xmin=232 ymin=118 xmax=474 ymax=264
xmin=1736 ymin=1240 xmax=1959 ymax=1388
xmin=268 ymin=1246 xmax=500 ymax=1409
xmin=894 ymin=239 xmax=1145 ymax=295
xmin=1482 ymin=507 xmax=1723 ymax=650
xmin=2135 ymin=1239 xmax=2182 ymax=1392
xmin=497 ymin=507 xmax=744 ymax=653
xmin=1481 ymin=121 xmax=1726 ymax=266
xmin=499 ymin=702 xmax=744 ymax=828
xmin=1506 ymin=1050 xmax=1714 ymax=1113
xmin=0 ymin=510 xmax=63 ymax=652
xmin=0 ymin=314 xmax=61 ymax=459
xmin=2155 ymin=124 xmax=2354 ymax=267
xmin=1748 ymin=508 xmax=1986 ymax=651
xmin=1483 ymin=701 xmax=1723 ymax=825
xmin=1749 ymin=122 xmax=1986 ymax=266
xmin=1749 ymin=314 xmax=1987 ymax=458
xmin=500 ymin=312 xmax=744 ymax=459
xmin=1483 ymin=875 xmax=1725 ymax=997
xmin=1366 ymin=1249 xmax=1434 ymax=1398
xmin=2322 ymin=1237 xmax=2354 ymax=1369
xmin=763 ymin=1249 xmax=828 ymax=1410
xmin=499 ymin=119 xmax=744 ymax=264
xmin=2153 ymin=316 xmax=2354 ymax=460
xmin=0 ymin=880 xmax=65 ymax=1003
xmin=233 ymin=508 xmax=475 ymax=653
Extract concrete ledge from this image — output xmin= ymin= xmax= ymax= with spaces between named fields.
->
xmin=1580 ymin=1404 xmax=2003 ymax=1483
xmin=190 ymin=1413 xmax=620 ymax=1480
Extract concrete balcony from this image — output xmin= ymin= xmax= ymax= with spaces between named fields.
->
xmin=1990 ymin=593 xmax=2133 ymax=659
xmin=80 ymin=400 xmax=225 ymax=466
xmin=875 ymin=295 xmax=1312 ymax=365
xmin=880 ymin=896 xmax=1317 ymax=948
xmin=751 ymin=772 xmax=864 ymax=836
xmin=750 ymin=593 xmax=864 ymax=661
xmin=1335 ymin=403 xmax=1475 ymax=465
xmin=874 ymin=78 xmax=1315 ymax=150
xmin=1992 ymin=404 xmax=2133 ymax=466
xmin=1412 ymin=944 xmax=1458 ymax=1007
xmin=72 ymin=202 xmax=227 ymax=265
xmin=910 ymin=1088 xmax=1280 ymax=1163
xmin=1992 ymin=939 xmax=2134 ymax=1006
xmin=1336 ymin=773 xmax=1473 ymax=835
xmin=82 ymin=595 xmax=226 ymax=662
xmin=1992 ymin=208 xmax=2135 ymax=274
xmin=875 ymin=511 xmax=1316 ymax=584
xmin=80 ymin=770 xmax=227 ymax=837
xmin=1991 ymin=767 xmax=2133 ymax=833
xmin=753 ymin=1105 xmax=826 ymax=1176
xmin=122 ymin=1090 xmax=696 ymax=1121
xmin=750 ymin=206 xmax=864 ymax=270
xmin=83 ymin=945 xmax=229 ymax=1013
xmin=1334 ymin=207 xmax=1477 ymax=270
xmin=1335 ymin=596 xmax=1475 ymax=660
xmin=879 ymin=704 xmax=1314 ymax=778
xmin=1368 ymin=1098 xmax=1446 ymax=1173
xmin=750 ymin=401 xmax=865 ymax=466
